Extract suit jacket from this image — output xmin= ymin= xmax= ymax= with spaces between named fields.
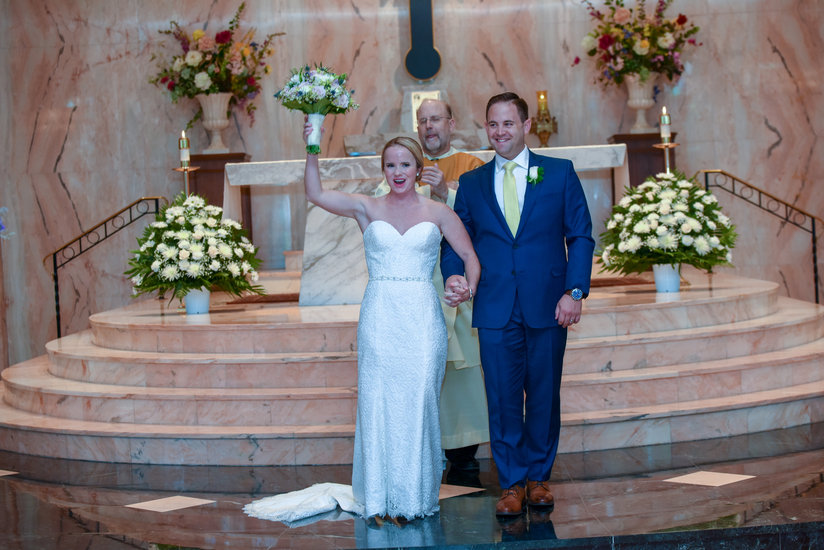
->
xmin=441 ymin=150 xmax=595 ymax=329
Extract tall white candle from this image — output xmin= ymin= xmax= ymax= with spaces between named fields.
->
xmin=660 ymin=106 xmax=672 ymax=141
xmin=179 ymin=130 xmax=190 ymax=163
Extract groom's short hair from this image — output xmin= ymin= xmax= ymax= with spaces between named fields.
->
xmin=486 ymin=92 xmax=529 ymax=123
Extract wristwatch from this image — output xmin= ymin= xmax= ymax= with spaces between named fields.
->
xmin=568 ymin=288 xmax=584 ymax=301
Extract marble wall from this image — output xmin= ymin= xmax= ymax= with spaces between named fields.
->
xmin=0 ymin=0 xmax=821 ymax=365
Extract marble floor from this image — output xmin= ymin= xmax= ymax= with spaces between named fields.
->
xmin=1 ymin=421 xmax=823 ymax=549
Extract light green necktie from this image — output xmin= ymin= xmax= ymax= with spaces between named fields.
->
xmin=503 ymin=161 xmax=520 ymax=236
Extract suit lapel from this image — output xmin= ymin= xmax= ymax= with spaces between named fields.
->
xmin=478 ymin=161 xmax=512 ymax=238
xmin=517 ymin=151 xmax=542 ymax=236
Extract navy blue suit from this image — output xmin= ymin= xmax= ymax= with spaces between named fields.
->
xmin=441 ymin=150 xmax=594 ymax=488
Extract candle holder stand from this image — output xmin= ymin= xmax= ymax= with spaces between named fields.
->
xmin=652 ymin=142 xmax=678 ymax=175
xmin=174 ymin=165 xmax=200 ymax=195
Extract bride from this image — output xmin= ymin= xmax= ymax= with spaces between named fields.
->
xmin=246 ymin=119 xmax=480 ymax=523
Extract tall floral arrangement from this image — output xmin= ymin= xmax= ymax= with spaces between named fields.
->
xmin=574 ymin=0 xmax=701 ymax=87
xmin=149 ymin=3 xmax=284 ymax=126
xmin=274 ymin=64 xmax=359 ymax=154
xmin=598 ymin=171 xmax=737 ymax=275
xmin=125 ymin=194 xmax=264 ymax=300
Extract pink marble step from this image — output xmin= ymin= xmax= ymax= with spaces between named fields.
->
xmin=2 ymin=359 xmax=357 ymax=426
xmin=565 ymin=297 xmax=824 ymax=373
xmin=0 ymin=391 xmax=355 ymax=465
xmin=47 ymin=332 xmax=357 ymax=388
xmin=88 ymin=299 xmax=361 ymax=354
xmin=577 ymin=272 xmax=779 ymax=338
xmin=560 ymin=380 xmax=824 ymax=453
xmin=562 ymin=339 xmax=824 ymax=412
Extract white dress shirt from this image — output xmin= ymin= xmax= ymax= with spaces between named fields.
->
xmin=493 ymin=146 xmax=530 ymax=216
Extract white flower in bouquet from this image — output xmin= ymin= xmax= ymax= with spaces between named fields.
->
xmin=598 ymin=171 xmax=738 ymax=275
xmin=125 ymin=193 xmax=264 ymax=301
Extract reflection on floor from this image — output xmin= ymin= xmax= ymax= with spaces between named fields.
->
xmin=1 ymin=422 xmax=823 ymax=549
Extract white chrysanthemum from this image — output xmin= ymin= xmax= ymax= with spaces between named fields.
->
xmin=601 ymin=248 xmax=612 ymax=266
xmin=162 ymin=247 xmax=178 ymax=260
xmin=681 ymin=235 xmax=694 ymax=246
xmin=688 ymin=218 xmax=702 ymax=232
xmin=703 ymin=195 xmax=718 ymax=205
xmin=227 ymin=262 xmax=241 ymax=277
xmin=695 ymin=189 xmax=706 ymax=197
xmin=656 ymin=224 xmax=668 ymax=236
xmin=217 ymin=228 xmax=229 ymax=237
xmin=209 ymin=260 xmax=221 ymax=271
xmin=679 ymin=189 xmax=690 ymax=198
xmin=694 ymin=202 xmax=704 ymax=212
xmin=633 ymin=221 xmax=651 ymax=234
xmin=649 ymin=218 xmax=659 ymax=230
xmin=658 ymin=233 xmax=678 ymax=249
xmin=645 ymin=191 xmax=656 ymax=201
xmin=207 ymin=245 xmax=219 ymax=258
xmin=177 ymin=231 xmax=191 ymax=241
xmin=186 ymin=262 xmax=203 ymax=276
xmin=178 ymin=260 xmax=190 ymax=270
xmin=694 ymin=236 xmax=711 ymax=255
xmin=206 ymin=218 xmax=218 ymax=228
xmin=613 ymin=213 xmax=625 ymax=222
xmin=161 ymin=265 xmax=179 ymax=280
xmin=709 ymin=236 xmax=721 ymax=248
xmin=151 ymin=259 xmax=161 ymax=272
xmin=205 ymin=205 xmax=221 ymax=215
xmin=234 ymin=247 xmax=244 ymax=257
xmin=151 ymin=221 xmax=168 ymax=228
xmin=178 ymin=239 xmax=191 ymax=250
xmin=718 ymin=213 xmax=731 ymax=226
xmin=607 ymin=219 xmax=617 ymax=230
xmin=190 ymin=244 xmax=205 ymax=260
xmin=178 ymin=249 xmax=190 ymax=260
xmin=678 ymin=180 xmax=693 ymax=188
xmin=726 ymin=252 xmax=733 ymax=263
xmin=646 ymin=236 xmax=660 ymax=249
xmin=659 ymin=201 xmax=672 ymax=215
xmin=659 ymin=189 xmax=677 ymax=201
xmin=681 ymin=222 xmax=693 ymax=234
xmin=250 ymin=271 xmax=260 ymax=282
xmin=131 ymin=275 xmax=142 ymax=286
xmin=624 ymin=236 xmax=642 ymax=253
xmin=192 ymin=230 xmax=205 ymax=241
xmin=707 ymin=220 xmax=717 ymax=230
xmin=619 ymin=196 xmax=632 ymax=208
xmin=241 ymin=261 xmax=252 ymax=274
xmin=184 ymin=196 xmax=205 ymax=208
xmin=660 ymin=214 xmax=676 ymax=226
xmin=629 ymin=204 xmax=641 ymax=213
xmin=218 ymin=244 xmax=233 ymax=258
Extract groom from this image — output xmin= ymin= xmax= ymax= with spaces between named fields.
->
xmin=441 ymin=92 xmax=594 ymax=516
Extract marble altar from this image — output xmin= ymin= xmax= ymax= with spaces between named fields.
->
xmin=223 ymin=144 xmax=627 ymax=305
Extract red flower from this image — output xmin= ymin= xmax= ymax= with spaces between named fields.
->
xmin=572 ymin=56 xmax=581 ymax=66
xmin=215 ymin=30 xmax=232 ymax=44
xmin=598 ymin=33 xmax=615 ymax=50
xmin=676 ymin=14 xmax=688 ymax=25
xmin=688 ymin=38 xmax=696 ymax=45
xmin=247 ymin=76 xmax=257 ymax=87
xmin=160 ymin=76 xmax=169 ymax=84
xmin=167 ymin=80 xmax=175 ymax=91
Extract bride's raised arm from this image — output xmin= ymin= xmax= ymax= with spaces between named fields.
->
xmin=303 ymin=119 xmax=368 ymax=221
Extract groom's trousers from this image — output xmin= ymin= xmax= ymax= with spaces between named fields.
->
xmin=477 ymin=295 xmax=567 ymax=489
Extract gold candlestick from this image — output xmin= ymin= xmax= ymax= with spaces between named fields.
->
xmin=530 ymin=90 xmax=557 ymax=147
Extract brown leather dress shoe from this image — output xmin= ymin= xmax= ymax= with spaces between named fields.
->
xmin=526 ymin=480 xmax=555 ymax=508
xmin=495 ymin=485 xmax=526 ymax=516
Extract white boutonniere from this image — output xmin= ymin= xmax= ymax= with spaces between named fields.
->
xmin=527 ymin=166 xmax=544 ymax=186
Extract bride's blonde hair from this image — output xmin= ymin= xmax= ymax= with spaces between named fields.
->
xmin=381 ymin=137 xmax=424 ymax=180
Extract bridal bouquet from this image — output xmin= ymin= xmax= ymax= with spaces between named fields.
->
xmin=598 ymin=171 xmax=737 ymax=275
xmin=148 ymin=3 xmax=284 ymax=126
xmin=575 ymin=0 xmax=701 ymax=87
xmin=274 ymin=64 xmax=359 ymax=154
xmin=125 ymin=193 xmax=264 ymax=300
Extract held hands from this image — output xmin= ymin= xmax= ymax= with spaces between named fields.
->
xmin=420 ymin=164 xmax=448 ymax=202
xmin=444 ymin=275 xmax=472 ymax=307
xmin=555 ymin=293 xmax=582 ymax=328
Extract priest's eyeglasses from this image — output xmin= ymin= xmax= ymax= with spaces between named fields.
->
xmin=417 ymin=116 xmax=450 ymax=125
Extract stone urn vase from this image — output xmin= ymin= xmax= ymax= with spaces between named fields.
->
xmin=624 ymin=73 xmax=657 ymax=134
xmin=196 ymin=92 xmax=232 ymax=153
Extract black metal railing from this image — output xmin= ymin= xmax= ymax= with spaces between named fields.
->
xmin=698 ymin=169 xmax=820 ymax=304
xmin=43 ymin=197 xmax=166 ymax=338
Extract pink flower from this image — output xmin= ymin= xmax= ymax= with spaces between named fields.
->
xmin=613 ymin=7 xmax=632 ymax=25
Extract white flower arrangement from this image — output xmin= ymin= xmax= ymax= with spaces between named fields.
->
xmin=598 ymin=171 xmax=737 ymax=275
xmin=125 ymin=193 xmax=264 ymax=300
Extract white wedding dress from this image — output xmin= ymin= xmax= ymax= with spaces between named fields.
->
xmin=245 ymin=220 xmax=447 ymax=523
